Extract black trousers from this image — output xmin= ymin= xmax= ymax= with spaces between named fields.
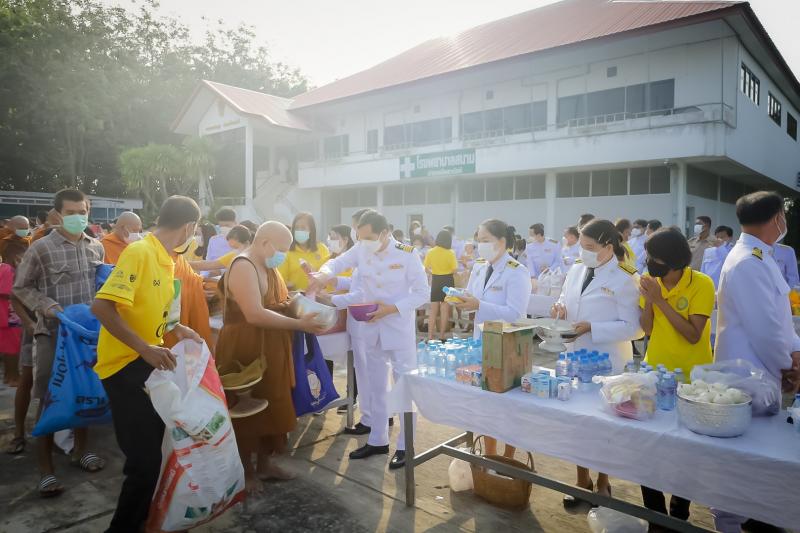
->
xmin=326 ymin=359 xmax=358 ymax=400
xmin=102 ymin=358 xmax=164 ymax=533
xmin=641 ymin=486 xmax=691 ymax=521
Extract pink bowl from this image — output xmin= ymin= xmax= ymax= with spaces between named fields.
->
xmin=349 ymin=303 xmax=379 ymax=322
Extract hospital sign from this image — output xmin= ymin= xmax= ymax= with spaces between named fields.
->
xmin=399 ymin=149 xmax=476 ymax=179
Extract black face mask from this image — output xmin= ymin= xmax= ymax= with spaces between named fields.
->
xmin=646 ymin=259 xmax=671 ymax=278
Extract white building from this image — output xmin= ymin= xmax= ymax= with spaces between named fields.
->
xmin=173 ymin=0 xmax=800 ymax=239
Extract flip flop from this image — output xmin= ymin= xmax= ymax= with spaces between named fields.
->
xmin=71 ymin=452 xmax=106 ymax=472
xmin=39 ymin=474 xmax=64 ymax=498
xmin=4 ymin=436 xmax=25 ymax=455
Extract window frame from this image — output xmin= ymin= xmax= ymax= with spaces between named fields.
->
xmin=768 ymin=92 xmax=782 ymax=126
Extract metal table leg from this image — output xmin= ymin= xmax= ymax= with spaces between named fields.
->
xmin=346 ymin=349 xmax=355 ymax=428
xmin=404 ymin=411 xmax=415 ymax=507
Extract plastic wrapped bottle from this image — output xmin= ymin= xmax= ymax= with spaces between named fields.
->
xmin=555 ymin=353 xmax=569 ymax=378
xmin=417 ymin=341 xmax=428 ymax=376
xmin=657 ymin=372 xmax=677 ymax=410
xmin=674 ymin=368 xmax=686 ymax=385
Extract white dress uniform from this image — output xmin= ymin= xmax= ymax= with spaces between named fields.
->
xmin=525 ymin=238 xmax=562 ymax=277
xmin=556 ymin=259 xmax=644 ymax=373
xmin=326 ymin=238 xmax=429 ymax=450
xmin=714 ymin=234 xmax=800 ymax=386
xmin=773 ymin=243 xmax=800 ymax=288
xmin=628 ymin=234 xmax=647 ymax=273
xmin=466 ymin=252 xmax=532 ymax=339
xmin=561 ymin=242 xmax=581 ymax=268
xmin=700 ymin=242 xmax=733 ymax=288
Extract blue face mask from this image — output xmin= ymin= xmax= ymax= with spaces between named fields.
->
xmin=15 ymin=229 xmax=30 ymax=238
xmin=62 ymin=214 xmax=88 ymax=235
xmin=265 ymin=250 xmax=287 ymax=269
xmin=294 ymin=229 xmax=310 ymax=244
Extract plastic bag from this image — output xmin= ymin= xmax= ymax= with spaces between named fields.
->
xmin=292 ymin=331 xmax=339 ymax=416
xmin=95 ymin=264 xmax=114 ymax=291
xmin=536 ymin=270 xmax=552 ymax=296
xmin=595 ymin=373 xmax=658 ymax=421
xmin=690 ymin=359 xmax=780 ymax=416
xmin=548 ymin=268 xmax=566 ymax=297
xmin=145 ymin=340 xmax=244 ymax=532
xmin=587 ymin=507 xmax=648 ymax=533
xmin=32 ymin=305 xmax=111 ymax=436
xmin=448 ymin=449 xmax=474 ymax=492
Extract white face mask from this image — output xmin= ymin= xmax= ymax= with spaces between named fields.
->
xmin=124 ymin=232 xmax=142 ymax=244
xmin=327 ymin=238 xmax=342 ymax=254
xmin=580 ymin=248 xmax=601 ymax=268
xmin=631 ymin=228 xmax=643 ymax=238
xmin=693 ymin=224 xmax=704 ymax=236
xmin=776 ymin=215 xmax=788 ymax=243
xmin=477 ymin=242 xmax=499 ymax=261
xmin=360 ymin=239 xmax=382 ymax=255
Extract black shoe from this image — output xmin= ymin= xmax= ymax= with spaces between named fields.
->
xmin=349 ymin=444 xmax=389 ymax=460
xmin=388 ymin=417 xmax=394 ymax=427
xmin=343 ymin=422 xmax=371 ymax=435
xmin=388 ymin=450 xmax=406 ymax=470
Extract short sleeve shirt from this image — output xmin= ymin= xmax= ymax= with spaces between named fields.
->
xmin=423 ymin=246 xmax=458 ymax=276
xmin=94 ymin=233 xmax=175 ymax=379
xmin=278 ymin=243 xmax=331 ymax=290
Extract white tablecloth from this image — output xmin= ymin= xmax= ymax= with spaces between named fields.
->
xmin=389 ymin=374 xmax=800 ymax=528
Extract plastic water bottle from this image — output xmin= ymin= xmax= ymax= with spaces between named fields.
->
xmin=417 ymin=341 xmax=428 ymax=376
xmin=657 ymin=372 xmax=677 ymax=411
xmin=674 ymin=368 xmax=686 ymax=385
xmin=625 ymin=360 xmax=635 ymax=374
xmin=442 ymin=286 xmax=468 ymax=300
xmin=600 ymin=354 xmax=612 ymax=376
xmin=578 ymin=355 xmax=592 ymax=386
xmin=555 ymin=353 xmax=569 ymax=378
xmin=589 ymin=354 xmax=599 ymax=378
xmin=434 ymin=349 xmax=445 ymax=378
xmin=446 ymin=353 xmax=457 ymax=380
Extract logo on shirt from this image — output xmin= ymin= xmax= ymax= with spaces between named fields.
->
xmin=129 ymin=274 xmax=136 ymax=283
xmin=389 ymin=263 xmax=403 ymax=270
xmin=155 ymin=310 xmax=168 ymax=338
xmin=676 ymin=296 xmax=689 ymax=311
xmin=153 ymin=279 xmax=161 ymax=287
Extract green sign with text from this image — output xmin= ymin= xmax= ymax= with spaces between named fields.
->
xmin=399 ymin=149 xmax=476 ymax=179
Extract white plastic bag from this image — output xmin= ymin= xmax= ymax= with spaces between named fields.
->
xmin=536 ymin=270 xmax=552 ymax=296
xmin=594 ymin=373 xmax=658 ymax=421
xmin=145 ymin=340 xmax=245 ymax=532
xmin=447 ymin=449 xmax=474 ymax=492
xmin=690 ymin=359 xmax=780 ymax=416
xmin=548 ymin=268 xmax=566 ymax=298
xmin=587 ymin=508 xmax=648 ymax=533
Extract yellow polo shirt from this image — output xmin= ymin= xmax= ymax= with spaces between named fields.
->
xmin=641 ymin=267 xmax=714 ymax=374
xmin=278 ymin=243 xmax=330 ymax=291
xmin=217 ymin=250 xmax=238 ymax=269
xmin=94 ymin=233 xmax=176 ymax=379
xmin=424 ymin=246 xmax=458 ymax=275
xmin=622 ymin=242 xmax=637 ymax=272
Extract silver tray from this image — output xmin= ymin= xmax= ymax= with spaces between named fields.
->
xmin=288 ymin=294 xmax=338 ymax=330
xmin=677 ymin=393 xmax=752 ymax=438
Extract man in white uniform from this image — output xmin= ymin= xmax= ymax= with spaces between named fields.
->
xmin=525 ymin=223 xmax=562 ymax=277
xmin=561 ymin=226 xmax=581 ymax=268
xmin=774 ymin=242 xmax=799 ymax=288
xmin=700 ymin=225 xmax=734 ymax=287
xmin=713 ymin=191 xmax=800 ymax=533
xmin=312 ymin=210 xmax=429 ymax=470
xmin=628 ymin=219 xmax=648 ymax=270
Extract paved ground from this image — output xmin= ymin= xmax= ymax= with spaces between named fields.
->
xmin=0 ymin=345 xmax=730 ymax=533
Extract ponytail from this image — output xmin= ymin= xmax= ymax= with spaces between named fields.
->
xmin=480 ymin=218 xmax=515 ymax=251
xmin=580 ymin=219 xmax=626 ymax=260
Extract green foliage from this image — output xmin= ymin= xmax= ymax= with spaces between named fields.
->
xmin=0 ymin=0 xmax=307 ymax=201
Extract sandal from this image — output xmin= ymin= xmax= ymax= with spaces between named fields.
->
xmin=5 ymin=436 xmax=26 ymax=455
xmin=563 ymin=480 xmax=593 ymax=509
xmin=39 ymin=474 xmax=64 ymax=498
xmin=71 ymin=452 xmax=106 ymax=473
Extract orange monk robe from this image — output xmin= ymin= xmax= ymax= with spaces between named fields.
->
xmin=0 ymin=233 xmax=30 ymax=260
xmin=31 ymin=226 xmax=49 ymax=243
xmin=163 ymin=254 xmax=214 ymax=353
xmin=101 ymin=233 xmax=128 ymax=265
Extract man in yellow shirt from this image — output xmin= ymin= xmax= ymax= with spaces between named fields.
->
xmin=91 ymin=196 xmax=202 ymax=533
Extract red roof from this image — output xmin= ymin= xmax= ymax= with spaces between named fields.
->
xmin=198 ymin=80 xmax=311 ymax=131
xmin=290 ymin=0 xmax=740 ymax=109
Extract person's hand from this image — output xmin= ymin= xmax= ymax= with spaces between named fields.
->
xmin=44 ymin=303 xmax=64 ymax=319
xmin=367 ymin=303 xmax=399 ymax=323
xmin=306 ymin=272 xmax=330 ymax=294
xmin=315 ymin=292 xmax=334 ymax=307
xmin=454 ymin=294 xmax=480 ymax=312
xmin=639 ymin=276 xmax=663 ymax=305
xmin=572 ymin=321 xmax=591 ymax=338
xmin=297 ymin=312 xmax=328 ymax=334
xmin=139 ymin=345 xmax=177 ymax=371
xmin=783 ymin=352 xmax=800 ymax=393
xmin=550 ymin=302 xmax=567 ymax=320
xmin=173 ymin=324 xmax=202 ymax=343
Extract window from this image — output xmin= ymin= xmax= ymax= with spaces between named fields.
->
xmin=629 ymin=168 xmax=650 ymax=195
xmin=557 ymin=79 xmax=674 ymax=125
xmin=341 ymin=186 xmax=377 ymax=208
xmin=403 ymin=183 xmax=426 ymax=205
xmin=383 ymin=184 xmax=403 ymax=206
xmin=591 ymin=170 xmax=610 ymax=197
xmin=557 ymin=95 xmax=586 ymax=124
xmin=486 ymin=176 xmax=514 ymax=201
xmin=610 ymin=169 xmax=628 ymax=195
xmin=427 ymin=183 xmax=452 ymax=204
xmin=587 ymin=87 xmax=625 ymax=120
xmin=460 ymin=101 xmax=548 ymax=138
xmin=720 ymin=178 xmax=746 ymax=204
xmin=486 ymin=90 xmax=494 ymax=100
xmin=649 ymin=79 xmax=675 ymax=112
xmin=461 ymin=112 xmax=483 ymax=137
xmin=556 ymin=172 xmax=590 ymax=198
xmin=459 ymin=180 xmax=485 ymax=203
xmin=323 ymin=135 xmax=348 ymax=159
xmin=484 ymin=109 xmax=503 ymax=133
xmin=366 ymin=129 xmax=378 ymax=154
xmin=532 ymin=101 xmax=547 ymax=130
xmin=629 ymin=167 xmax=670 ymax=195
xmin=385 ymin=117 xmax=451 ymax=149
xmin=626 ymin=84 xmax=647 ymax=115
xmin=768 ymin=93 xmax=782 ymax=126
xmin=788 ymin=113 xmax=798 ymax=141
xmin=650 ymin=166 xmax=670 ymax=194
xmin=607 ymin=66 xmax=618 ymax=78
xmin=514 ymin=175 xmax=546 ymax=199
xmin=503 ymin=103 xmax=532 ymax=135
xmin=740 ymin=63 xmax=760 ymax=106
xmin=556 ymin=173 xmax=573 ymax=197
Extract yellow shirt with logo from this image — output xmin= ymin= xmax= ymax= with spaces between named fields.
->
xmin=278 ymin=242 xmax=330 ymax=291
xmin=641 ymin=267 xmax=714 ymax=374
xmin=622 ymin=242 xmax=637 ymax=272
xmin=423 ymin=246 xmax=458 ymax=276
xmin=217 ymin=250 xmax=238 ymax=269
xmin=94 ymin=233 xmax=176 ymax=379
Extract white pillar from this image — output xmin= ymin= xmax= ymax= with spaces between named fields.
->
xmin=451 ymin=181 xmax=458 ymax=233
xmin=244 ymin=124 xmax=254 ymax=208
xmin=545 ymin=172 xmax=557 ymax=236
xmin=672 ymin=161 xmax=687 ymax=232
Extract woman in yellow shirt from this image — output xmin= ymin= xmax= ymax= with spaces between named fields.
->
xmin=423 ymin=230 xmax=458 ymax=341
xmin=278 ymin=212 xmax=330 ymax=292
xmin=638 ymin=227 xmax=714 ymax=523
xmin=615 ymin=218 xmax=638 ymax=272
xmin=188 ymin=225 xmax=252 ymax=272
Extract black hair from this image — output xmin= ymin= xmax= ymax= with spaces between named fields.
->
xmin=352 ymin=208 xmax=371 ymax=222
xmin=100 ymin=223 xmax=113 ymax=232
xmin=392 ymin=229 xmax=404 ymax=241
xmin=736 ymin=191 xmax=784 ymax=225
xmin=331 ymin=224 xmax=355 ymax=252
xmin=227 ymin=225 xmax=253 ymax=245
xmin=530 ymin=223 xmax=544 ymax=236
xmin=435 ymin=230 xmax=452 ymax=249
xmin=696 ymin=215 xmax=711 ymax=227
xmin=645 ymin=228 xmax=692 ymax=270
xmin=290 ymin=211 xmax=318 ymax=252
xmin=580 ymin=219 xmax=627 ymax=260
xmin=240 ymin=220 xmax=258 ymax=234
xmin=647 ymin=219 xmax=663 ymax=232
xmin=357 ymin=210 xmax=389 ymax=234
xmin=195 ymin=222 xmax=217 ymax=259
xmin=215 ymin=207 xmax=237 ymax=223
xmin=412 ymin=234 xmax=424 ymax=245
xmin=578 ymin=213 xmax=595 ymax=229
xmin=480 ymin=219 xmax=515 ymax=251
xmin=634 ymin=219 xmax=648 ymax=228
xmin=54 ymin=189 xmax=87 ymax=212
xmin=157 ymin=196 xmax=201 ymax=229
xmin=615 ymin=218 xmax=632 ymax=233
xmin=714 ymin=225 xmax=734 ymax=238
xmin=565 ymin=226 xmax=580 ymax=239
xmin=36 ymin=210 xmax=48 ymax=225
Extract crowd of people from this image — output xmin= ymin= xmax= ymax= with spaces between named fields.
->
xmin=0 ymin=187 xmax=798 ymax=533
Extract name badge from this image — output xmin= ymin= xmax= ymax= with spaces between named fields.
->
xmin=601 ymin=286 xmax=615 ymax=296
xmin=490 ymin=286 xmax=502 ymax=292
xmin=389 ymin=263 xmax=403 ymax=270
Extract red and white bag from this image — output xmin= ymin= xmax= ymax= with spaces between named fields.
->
xmin=145 ymin=340 xmax=245 ymax=532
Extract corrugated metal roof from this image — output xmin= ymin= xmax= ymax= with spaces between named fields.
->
xmin=290 ymin=0 xmax=741 ymax=109
xmin=201 ymin=80 xmax=311 ymax=131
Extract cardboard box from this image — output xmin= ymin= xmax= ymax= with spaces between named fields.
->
xmin=481 ymin=321 xmax=535 ymax=392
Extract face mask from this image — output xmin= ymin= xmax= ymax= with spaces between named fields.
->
xmin=360 ymin=239 xmax=382 ymax=255
xmin=62 ymin=214 xmax=88 ymax=235
xmin=327 ymin=238 xmax=342 ymax=254
xmin=579 ymin=248 xmax=600 ymax=268
xmin=477 ymin=242 xmax=498 ymax=260
xmin=294 ymin=229 xmax=310 ymax=244
xmin=15 ymin=229 xmax=30 ymax=238
xmin=265 ymin=248 xmax=287 ymax=269
xmin=631 ymin=228 xmax=643 ymax=237
xmin=646 ymin=259 xmax=671 ymax=278
xmin=219 ymin=226 xmax=231 ymax=237
xmin=776 ymin=215 xmax=787 ymax=243
xmin=125 ymin=232 xmax=142 ymax=244
xmin=693 ymin=224 xmax=704 ymax=236
xmin=173 ymin=225 xmax=195 ymax=254
xmin=194 ymin=235 xmax=203 ymax=247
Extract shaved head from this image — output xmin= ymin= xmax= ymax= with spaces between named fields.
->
xmin=9 ymin=216 xmax=29 ymax=230
xmin=255 ymin=221 xmax=293 ymax=252
xmin=113 ymin=211 xmax=142 ymax=238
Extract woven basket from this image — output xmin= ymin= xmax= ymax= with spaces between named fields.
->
xmin=470 ymin=436 xmax=534 ymax=510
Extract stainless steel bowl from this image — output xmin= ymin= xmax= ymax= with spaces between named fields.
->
xmin=677 ymin=393 xmax=752 ymax=438
xmin=288 ymin=294 xmax=338 ymax=330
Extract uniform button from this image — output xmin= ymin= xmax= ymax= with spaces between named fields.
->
xmin=377 ymin=284 xmax=382 ymax=288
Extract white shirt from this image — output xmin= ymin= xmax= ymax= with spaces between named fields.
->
xmin=629 ymin=234 xmax=647 ymax=273
xmin=452 ymin=238 xmax=465 ymax=260
xmin=466 ymin=252 xmax=532 ymax=339
xmin=773 ymin=243 xmax=800 ymax=288
xmin=206 ymin=233 xmax=232 ymax=261
xmin=525 ymin=238 xmax=562 ymax=277
xmin=556 ymin=259 xmax=644 ymax=373
xmin=700 ymin=241 xmax=734 ymax=288
xmin=561 ymin=242 xmax=581 ymax=268
xmin=715 ymin=233 xmax=800 ymax=386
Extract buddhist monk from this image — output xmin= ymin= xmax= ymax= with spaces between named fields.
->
xmin=0 ymin=216 xmax=31 ymax=260
xmin=101 ymin=212 xmax=142 ymax=265
xmin=215 ymin=221 xmax=326 ymax=493
xmin=31 ymin=209 xmax=62 ymax=242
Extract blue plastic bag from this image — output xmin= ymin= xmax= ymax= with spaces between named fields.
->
xmin=32 ymin=304 xmax=111 ymax=436
xmin=291 ymin=331 xmax=339 ymax=417
xmin=95 ymin=263 xmax=114 ymax=291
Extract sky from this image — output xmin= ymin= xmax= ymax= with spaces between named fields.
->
xmin=104 ymin=0 xmax=800 ymax=89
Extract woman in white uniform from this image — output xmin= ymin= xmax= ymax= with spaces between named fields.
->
xmin=551 ymin=218 xmax=643 ymax=506
xmin=456 ymin=219 xmax=531 ymax=457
